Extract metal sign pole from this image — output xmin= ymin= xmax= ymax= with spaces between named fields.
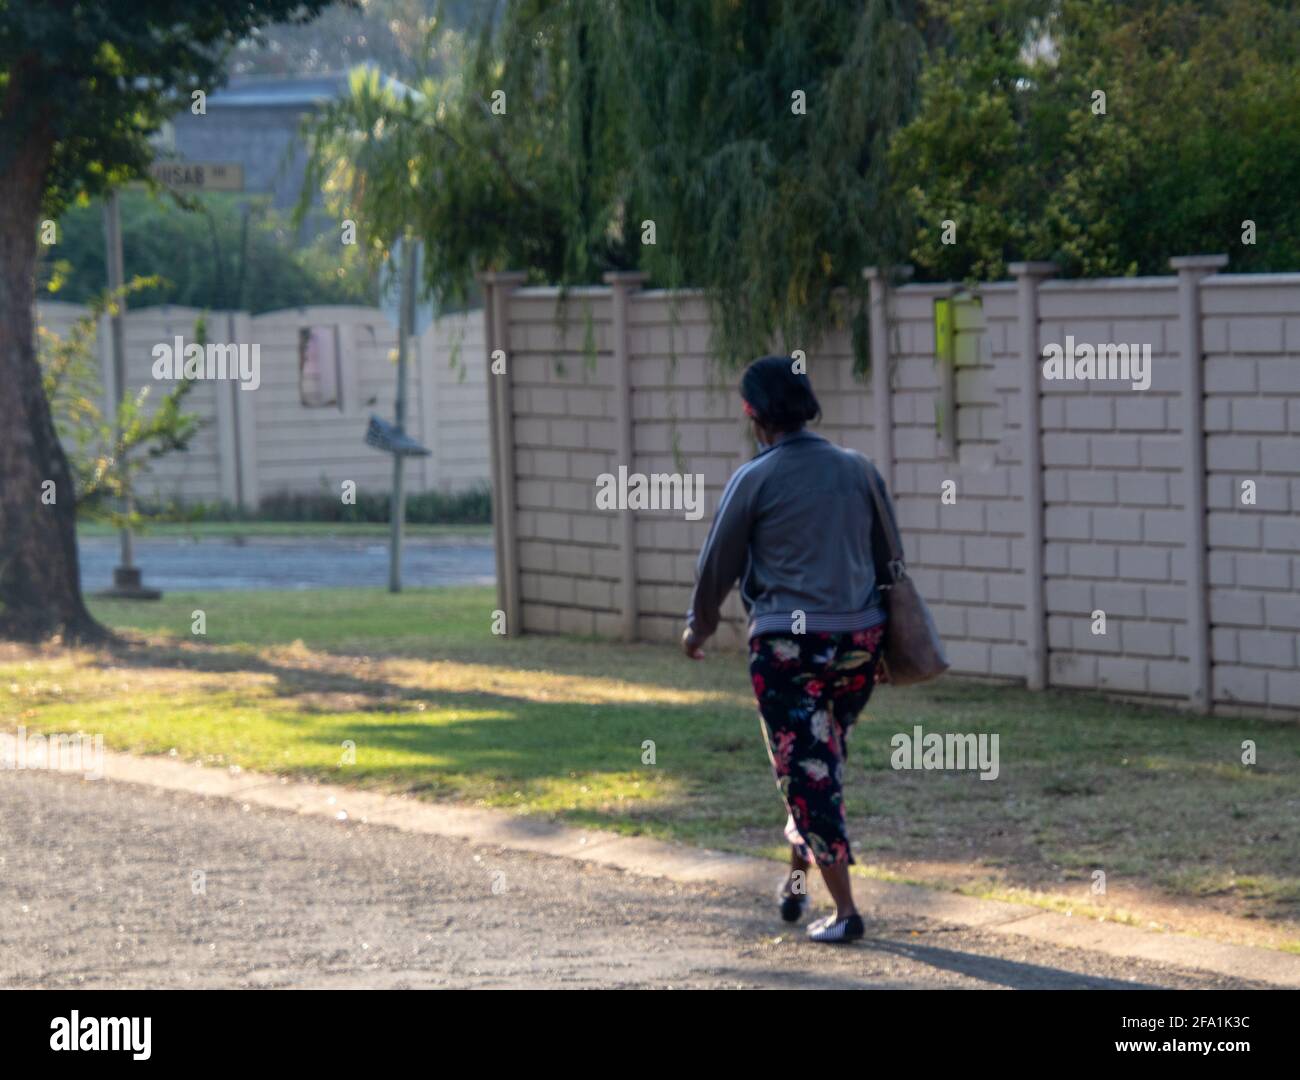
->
xmin=388 ymin=235 xmax=417 ymax=593
xmin=98 ymin=190 xmax=159 ymax=599
xmin=103 ymin=190 xmax=133 ymax=572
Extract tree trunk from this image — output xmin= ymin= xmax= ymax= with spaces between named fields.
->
xmin=0 ymin=118 xmax=105 ymax=643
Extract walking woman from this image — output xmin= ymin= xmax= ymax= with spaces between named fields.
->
xmin=682 ymin=355 xmax=902 ymax=944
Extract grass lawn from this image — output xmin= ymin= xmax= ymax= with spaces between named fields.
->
xmin=3 ymin=586 xmax=1298 ymax=950
xmin=77 ymin=521 xmax=493 ymax=541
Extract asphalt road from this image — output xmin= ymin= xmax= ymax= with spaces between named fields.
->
xmin=0 ymin=768 xmax=1271 ymax=990
xmin=78 ymin=535 xmax=495 ymax=592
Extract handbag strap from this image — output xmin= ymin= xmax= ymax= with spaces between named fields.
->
xmin=863 ymin=462 xmax=907 ymax=585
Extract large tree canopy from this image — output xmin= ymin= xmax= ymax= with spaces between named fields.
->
xmin=308 ymin=0 xmax=1299 ymax=368
xmin=304 ymin=0 xmax=926 ymax=368
xmin=891 ymin=0 xmax=1300 ymax=281
xmin=619 ymin=0 xmax=924 ymax=366
xmin=0 ymin=0 xmax=332 ymax=640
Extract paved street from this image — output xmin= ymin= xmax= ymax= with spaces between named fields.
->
xmin=0 ymin=769 xmax=1270 ymax=990
xmin=78 ymin=536 xmax=494 ymax=592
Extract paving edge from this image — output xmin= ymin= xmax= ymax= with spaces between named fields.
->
xmin=91 ymin=750 xmax=1300 ymax=988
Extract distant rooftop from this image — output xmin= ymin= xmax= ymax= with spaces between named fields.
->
xmin=205 ymin=66 xmax=416 ymax=109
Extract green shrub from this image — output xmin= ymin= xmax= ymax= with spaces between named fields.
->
xmin=42 ymin=190 xmax=376 ymax=312
xmin=139 ymin=485 xmax=492 ymax=526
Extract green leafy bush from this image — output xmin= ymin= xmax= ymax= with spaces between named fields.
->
xmin=891 ymin=0 xmax=1300 ymax=281
xmin=142 ymin=485 xmax=492 ymax=526
xmin=42 ymin=191 xmax=376 ymax=312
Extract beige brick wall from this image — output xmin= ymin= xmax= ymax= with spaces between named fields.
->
xmin=507 ymin=289 xmax=622 ymax=638
xmin=494 ymin=270 xmax=1300 ymax=720
xmin=126 ymin=306 xmax=230 ymax=504
xmin=427 ymin=311 xmax=489 ymax=493
xmin=889 ymin=285 xmax=1028 ymax=679
xmin=35 ymin=302 xmax=491 ymax=508
xmin=1037 ymin=280 xmax=1187 ymax=700
xmin=1201 ymin=276 xmax=1300 ymax=713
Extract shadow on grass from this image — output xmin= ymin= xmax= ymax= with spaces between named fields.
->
xmin=62 ymin=613 xmax=1300 ymax=940
xmin=89 ymin=635 xmax=755 ymax=798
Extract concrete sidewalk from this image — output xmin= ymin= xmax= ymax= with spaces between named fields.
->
xmin=89 ymin=749 xmax=1300 ymax=988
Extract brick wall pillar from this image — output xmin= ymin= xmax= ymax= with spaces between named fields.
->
xmin=228 ymin=310 xmax=258 ymax=511
xmin=1010 ymin=261 xmax=1057 ymax=691
xmin=479 ymin=271 xmax=528 ymax=636
xmin=603 ymin=271 xmax=649 ymax=641
xmin=1170 ymin=253 xmax=1229 ymax=711
xmin=861 ymin=266 xmax=910 ymax=492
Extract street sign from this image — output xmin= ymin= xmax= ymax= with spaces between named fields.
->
xmin=365 ymin=414 xmax=431 ymax=457
xmin=380 ymin=236 xmax=436 ymax=339
xmin=146 ymin=161 xmax=245 ymax=193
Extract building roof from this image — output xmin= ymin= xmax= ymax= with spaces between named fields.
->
xmin=206 ymin=66 xmax=416 ymax=109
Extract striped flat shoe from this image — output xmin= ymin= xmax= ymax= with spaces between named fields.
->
xmin=806 ymin=913 xmax=865 ymax=943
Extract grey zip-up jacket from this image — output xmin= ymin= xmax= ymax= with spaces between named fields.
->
xmin=686 ymin=430 xmax=901 ymax=640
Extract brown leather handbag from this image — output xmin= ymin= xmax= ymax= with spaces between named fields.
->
xmin=865 ymin=467 xmax=950 ymax=686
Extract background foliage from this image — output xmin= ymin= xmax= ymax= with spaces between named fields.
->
xmin=891 ymin=0 xmax=1300 ymax=281
xmin=38 ymin=282 xmax=202 ymax=521
xmin=42 ymin=192 xmax=375 ymax=312
xmin=157 ymin=485 xmax=493 ymax=526
xmin=302 ymin=0 xmax=927 ymax=369
xmin=303 ymin=0 xmax=1300 ymax=369
xmin=38 ymin=0 xmax=1300 ymax=364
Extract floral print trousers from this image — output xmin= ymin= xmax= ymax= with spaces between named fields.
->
xmin=748 ymin=627 xmax=883 ymax=867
